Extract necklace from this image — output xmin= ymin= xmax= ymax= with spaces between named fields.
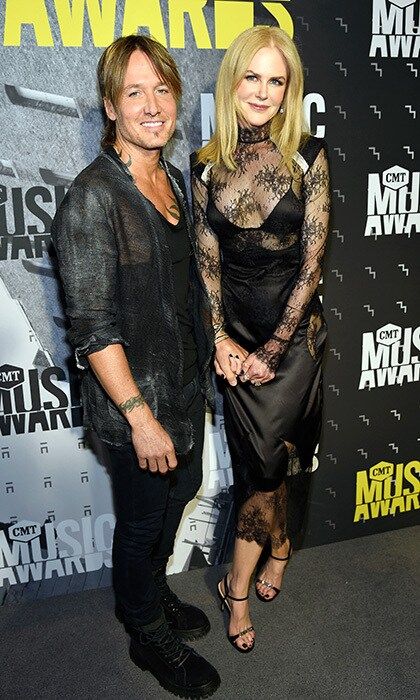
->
xmin=116 ymin=147 xmax=132 ymax=168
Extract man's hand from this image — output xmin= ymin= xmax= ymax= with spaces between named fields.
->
xmin=214 ymin=337 xmax=249 ymax=386
xmin=87 ymin=347 xmax=177 ymax=472
xmin=131 ymin=412 xmax=177 ymax=474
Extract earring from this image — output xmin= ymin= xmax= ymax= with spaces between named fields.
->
xmin=279 ymin=106 xmax=284 ymax=114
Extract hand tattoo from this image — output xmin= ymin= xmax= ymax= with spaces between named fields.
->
xmin=119 ymin=393 xmax=145 ymax=414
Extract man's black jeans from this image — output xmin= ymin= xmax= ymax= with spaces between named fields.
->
xmin=105 ymin=374 xmax=205 ymax=629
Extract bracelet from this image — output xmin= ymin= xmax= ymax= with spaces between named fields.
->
xmin=215 ymin=333 xmax=229 ymax=345
xmin=213 ymin=322 xmax=226 ymax=334
xmin=269 ymin=334 xmax=289 ymax=344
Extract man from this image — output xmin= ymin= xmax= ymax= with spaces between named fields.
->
xmin=52 ymin=35 xmax=219 ymax=698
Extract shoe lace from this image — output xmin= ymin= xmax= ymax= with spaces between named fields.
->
xmin=161 ymin=587 xmax=182 ymax=611
xmin=154 ymin=571 xmax=182 ymax=610
xmin=146 ymin=624 xmax=190 ymax=666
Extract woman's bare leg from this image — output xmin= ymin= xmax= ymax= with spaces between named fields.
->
xmin=222 ymin=488 xmax=280 ymax=649
xmin=221 ymin=537 xmax=262 ymax=649
xmin=255 ymin=444 xmax=295 ymax=600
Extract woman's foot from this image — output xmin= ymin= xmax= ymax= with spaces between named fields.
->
xmin=255 ymin=539 xmax=292 ymax=602
xmin=218 ymin=573 xmax=255 ymax=652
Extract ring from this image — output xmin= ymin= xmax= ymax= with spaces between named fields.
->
xmin=254 ymin=381 xmax=262 ymax=387
xmin=242 ymin=372 xmax=250 ymax=381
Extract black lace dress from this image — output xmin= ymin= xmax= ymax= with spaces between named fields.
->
xmin=191 ymin=123 xmax=330 ymax=546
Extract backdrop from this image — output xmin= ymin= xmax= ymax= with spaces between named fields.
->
xmin=0 ymin=0 xmax=418 ymax=601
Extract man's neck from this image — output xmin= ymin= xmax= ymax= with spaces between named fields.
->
xmin=114 ymin=139 xmax=162 ymax=185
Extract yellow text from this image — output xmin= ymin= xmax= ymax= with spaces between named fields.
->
xmin=3 ymin=0 xmax=294 ymax=48
xmin=354 ymin=460 xmax=420 ymax=521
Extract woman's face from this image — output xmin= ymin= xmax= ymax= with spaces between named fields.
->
xmin=236 ymin=46 xmax=288 ymax=127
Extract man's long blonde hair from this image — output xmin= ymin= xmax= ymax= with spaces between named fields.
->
xmin=97 ymin=34 xmax=182 ymax=149
xmin=197 ymin=25 xmax=307 ymax=172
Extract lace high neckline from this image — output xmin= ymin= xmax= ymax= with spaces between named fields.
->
xmin=238 ymin=122 xmax=271 ymax=144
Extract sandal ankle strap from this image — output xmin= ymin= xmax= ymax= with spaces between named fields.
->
xmin=226 ymin=592 xmax=249 ymax=602
xmin=223 ymin=573 xmax=249 ymax=601
xmin=270 ymin=542 xmax=292 ymax=562
xmin=270 ymin=553 xmax=289 ymax=561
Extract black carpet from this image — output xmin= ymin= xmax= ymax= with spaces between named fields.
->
xmin=1 ymin=527 xmax=418 ymax=699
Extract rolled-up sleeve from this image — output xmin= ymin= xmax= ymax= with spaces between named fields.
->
xmin=51 ymin=183 xmax=126 ymax=369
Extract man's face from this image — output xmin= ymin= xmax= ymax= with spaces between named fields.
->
xmin=105 ymin=49 xmax=177 ymax=153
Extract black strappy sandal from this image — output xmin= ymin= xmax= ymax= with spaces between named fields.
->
xmin=217 ymin=573 xmax=255 ymax=654
xmin=255 ymin=541 xmax=292 ymax=602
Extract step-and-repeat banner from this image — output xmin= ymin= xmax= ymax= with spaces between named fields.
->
xmin=0 ymin=1 xmax=418 ymax=598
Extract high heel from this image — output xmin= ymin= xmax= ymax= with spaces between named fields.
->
xmin=255 ymin=541 xmax=292 ymax=602
xmin=217 ymin=573 xmax=255 ymax=654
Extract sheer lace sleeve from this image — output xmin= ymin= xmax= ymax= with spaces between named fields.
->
xmin=255 ymin=146 xmax=331 ymax=371
xmin=191 ymin=168 xmax=226 ymax=342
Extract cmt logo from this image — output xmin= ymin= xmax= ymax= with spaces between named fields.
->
xmin=359 ymin=323 xmax=420 ymax=390
xmin=377 ymin=324 xmax=401 ymax=344
xmin=383 ymin=166 xmax=409 ymax=187
xmin=0 ymin=515 xmax=115 ymax=587
xmin=370 ymin=0 xmax=420 ymax=58
xmin=0 ymin=364 xmax=24 ymax=389
xmin=370 ymin=462 xmax=393 ymax=478
xmin=0 ymin=364 xmax=82 ymax=436
xmin=365 ymin=165 xmax=419 ymax=237
xmin=354 ymin=460 xmax=420 ymax=522
xmin=8 ymin=520 xmax=41 ymax=542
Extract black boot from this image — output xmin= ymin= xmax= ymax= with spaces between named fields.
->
xmin=130 ymin=617 xmax=220 ymax=699
xmin=153 ymin=566 xmax=210 ymax=641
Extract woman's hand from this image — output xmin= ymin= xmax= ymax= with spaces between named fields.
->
xmin=214 ymin=337 xmax=249 ymax=386
xmin=241 ymin=337 xmax=289 ymax=385
xmin=240 ymin=343 xmax=279 ymax=385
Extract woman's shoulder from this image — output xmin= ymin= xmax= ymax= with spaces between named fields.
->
xmin=295 ymin=135 xmax=328 ymax=171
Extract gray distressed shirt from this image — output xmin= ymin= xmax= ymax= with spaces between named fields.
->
xmin=51 ymin=147 xmax=213 ymax=450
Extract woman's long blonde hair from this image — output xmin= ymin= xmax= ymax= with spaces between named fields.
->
xmin=197 ymin=25 xmax=307 ymax=172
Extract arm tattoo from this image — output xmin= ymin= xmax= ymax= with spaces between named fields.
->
xmin=119 ymin=393 xmax=145 ymax=414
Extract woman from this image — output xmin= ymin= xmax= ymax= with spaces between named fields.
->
xmin=191 ymin=25 xmax=330 ymax=652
